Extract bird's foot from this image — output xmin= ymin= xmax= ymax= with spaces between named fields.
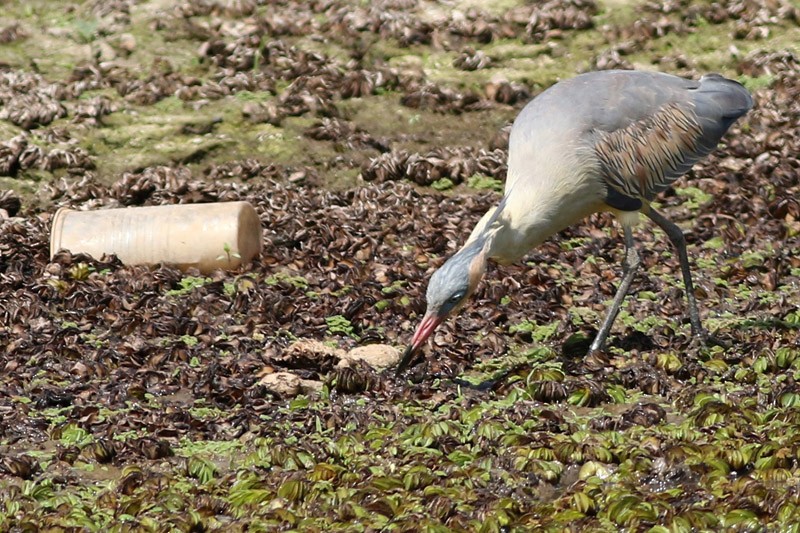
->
xmin=587 ymin=339 xmax=606 ymax=357
xmin=690 ymin=329 xmax=730 ymax=350
xmin=582 ymin=347 xmax=612 ymax=373
xmin=452 ymin=363 xmax=530 ymax=392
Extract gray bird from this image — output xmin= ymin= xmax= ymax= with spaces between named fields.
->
xmin=397 ymin=69 xmax=753 ymax=374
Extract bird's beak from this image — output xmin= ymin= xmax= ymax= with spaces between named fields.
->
xmin=396 ymin=311 xmax=444 ymax=375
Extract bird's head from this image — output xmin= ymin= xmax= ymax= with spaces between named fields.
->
xmin=396 ymin=236 xmax=490 ymax=374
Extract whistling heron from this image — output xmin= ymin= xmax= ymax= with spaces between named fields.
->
xmin=398 ymin=69 xmax=753 ymax=374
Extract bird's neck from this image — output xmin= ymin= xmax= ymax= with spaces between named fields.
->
xmin=459 ymin=187 xmax=580 ymax=267
xmin=485 ymin=216 xmax=552 ymax=265
xmin=482 ymin=187 xmax=604 ymax=265
xmin=462 ymin=206 xmax=546 ymax=265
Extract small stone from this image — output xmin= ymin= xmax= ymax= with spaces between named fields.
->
xmin=285 ymin=339 xmax=346 ymax=358
xmin=719 ymin=157 xmax=745 ymax=172
xmin=70 ymin=361 xmax=89 ymax=378
xmin=259 ymin=372 xmax=301 ymax=397
xmin=118 ymin=33 xmax=136 ymax=53
xmin=340 ymin=344 xmax=401 ymax=371
xmin=94 ymin=41 xmax=116 ymax=62
xmin=299 ymin=379 xmax=323 ymax=394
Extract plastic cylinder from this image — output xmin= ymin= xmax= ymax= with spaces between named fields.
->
xmin=50 ymin=201 xmax=262 ymax=273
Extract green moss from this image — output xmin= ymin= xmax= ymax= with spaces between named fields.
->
xmin=509 ymin=319 xmax=559 ymax=342
xmin=560 ymin=237 xmax=593 ymax=251
xmin=467 ymin=174 xmax=503 ymax=192
xmin=676 ymin=186 xmax=713 ymax=209
xmin=178 ymin=335 xmax=198 ymax=347
xmin=176 ymin=439 xmax=242 ymax=458
xmin=740 ymin=250 xmax=767 ymax=269
xmin=166 ymin=276 xmax=212 ymax=296
xmin=702 ymin=236 xmax=726 ymax=250
xmin=431 ymin=177 xmax=455 ymax=191
xmin=265 ymin=272 xmax=309 ymax=289
xmin=381 ymin=280 xmax=407 ymax=295
xmin=738 ymin=74 xmax=775 ymax=92
xmin=326 ymin=315 xmax=356 ymax=338
xmin=56 ymin=423 xmax=94 ymax=447
xmin=2 ymin=1 xmax=799 ymax=529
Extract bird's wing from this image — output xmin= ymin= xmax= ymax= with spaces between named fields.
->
xmin=594 ymin=102 xmax=704 ymax=202
xmin=593 ymin=74 xmax=752 ymax=203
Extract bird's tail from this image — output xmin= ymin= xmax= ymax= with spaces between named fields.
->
xmin=691 ymin=74 xmax=753 ymax=153
xmin=696 ymin=74 xmax=754 ymax=127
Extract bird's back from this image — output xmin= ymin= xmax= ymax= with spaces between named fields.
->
xmin=546 ymin=70 xmax=751 ymax=134
xmin=507 ymin=70 xmax=752 ymax=203
xmin=483 ymin=70 xmax=751 ymax=263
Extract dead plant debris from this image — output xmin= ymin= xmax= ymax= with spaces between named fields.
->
xmin=0 ymin=0 xmax=799 ymax=530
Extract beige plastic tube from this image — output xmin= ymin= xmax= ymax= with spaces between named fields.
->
xmin=50 ymin=201 xmax=262 ymax=273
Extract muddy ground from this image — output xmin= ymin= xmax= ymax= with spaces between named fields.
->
xmin=1 ymin=0 xmax=800 ymax=530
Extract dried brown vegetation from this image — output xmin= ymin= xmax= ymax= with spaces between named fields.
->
xmin=0 ymin=0 xmax=799 ymax=529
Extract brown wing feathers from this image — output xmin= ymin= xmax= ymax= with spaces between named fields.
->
xmin=595 ymin=103 xmax=704 ymax=201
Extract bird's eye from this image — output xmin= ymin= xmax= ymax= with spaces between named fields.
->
xmin=449 ymin=292 xmax=464 ymax=303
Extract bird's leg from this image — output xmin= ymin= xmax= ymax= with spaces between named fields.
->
xmin=589 ymin=224 xmax=640 ymax=353
xmin=645 ymin=207 xmax=723 ymax=346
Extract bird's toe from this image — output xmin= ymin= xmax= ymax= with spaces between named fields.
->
xmin=583 ymin=348 xmax=612 ymax=372
xmin=691 ymin=329 xmax=731 ymax=350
